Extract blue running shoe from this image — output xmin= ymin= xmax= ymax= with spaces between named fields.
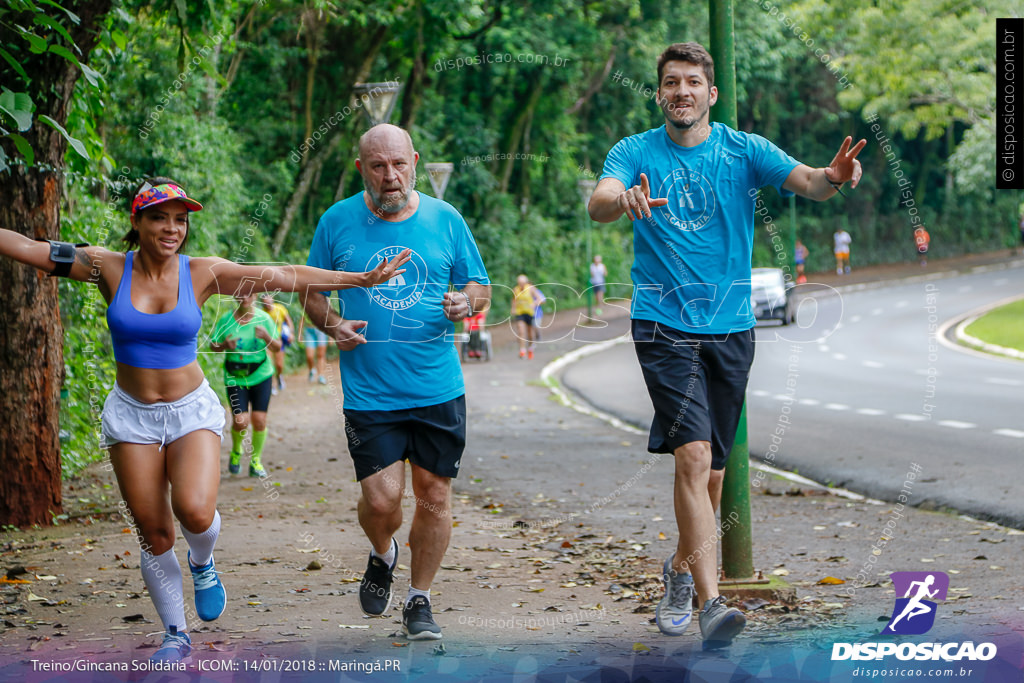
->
xmin=150 ymin=625 xmax=192 ymax=664
xmin=655 ymin=554 xmax=695 ymax=636
xmin=188 ymin=551 xmax=226 ymax=622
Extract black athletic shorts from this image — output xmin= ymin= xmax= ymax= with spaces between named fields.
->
xmin=226 ymin=377 xmax=273 ymax=414
xmin=516 ymin=313 xmax=534 ymax=326
xmin=632 ymin=319 xmax=755 ymax=470
xmin=343 ymin=396 xmax=466 ymax=481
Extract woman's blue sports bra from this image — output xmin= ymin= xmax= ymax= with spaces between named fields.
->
xmin=106 ymin=251 xmax=202 ymax=369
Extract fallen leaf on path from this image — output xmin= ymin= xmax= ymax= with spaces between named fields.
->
xmin=338 ymin=625 xmax=370 ymax=629
xmin=817 ymin=577 xmax=845 ymax=585
xmin=633 ymin=643 xmax=651 ymax=653
xmin=392 ymin=642 xmax=408 ymax=647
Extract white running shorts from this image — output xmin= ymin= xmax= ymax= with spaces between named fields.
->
xmin=101 ymin=379 xmax=225 ymax=448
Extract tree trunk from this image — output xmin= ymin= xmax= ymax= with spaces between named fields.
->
xmin=271 ymin=24 xmax=389 ymax=255
xmin=499 ymin=76 xmax=545 ymax=193
xmin=398 ymin=2 xmax=426 ymax=130
xmin=0 ymin=0 xmax=113 ymax=527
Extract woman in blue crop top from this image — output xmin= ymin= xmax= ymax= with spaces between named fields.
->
xmin=0 ymin=176 xmax=410 ymax=663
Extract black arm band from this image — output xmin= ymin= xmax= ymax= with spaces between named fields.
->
xmin=35 ymin=239 xmax=89 ymax=278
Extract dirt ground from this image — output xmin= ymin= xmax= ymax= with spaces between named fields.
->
xmin=1 ymin=250 xmax=1022 ymax=681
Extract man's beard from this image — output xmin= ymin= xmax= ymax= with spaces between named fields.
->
xmin=662 ymin=99 xmax=706 ymax=131
xmin=366 ymin=167 xmax=417 ymax=214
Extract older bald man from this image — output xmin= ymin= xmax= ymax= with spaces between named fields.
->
xmin=302 ymin=124 xmax=491 ymax=640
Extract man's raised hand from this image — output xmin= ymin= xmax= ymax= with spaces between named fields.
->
xmin=618 ymin=173 xmax=669 ymax=221
xmin=824 ymin=136 xmax=867 ymax=188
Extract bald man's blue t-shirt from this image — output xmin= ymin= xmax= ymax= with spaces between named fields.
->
xmin=306 ymin=192 xmax=489 ymax=411
xmin=600 ymin=123 xmax=800 ymax=334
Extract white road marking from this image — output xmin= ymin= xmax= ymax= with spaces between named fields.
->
xmin=871 ymin=308 xmax=884 ymax=315
xmin=751 ymin=390 xmax=770 ymax=397
xmin=994 ymin=429 xmax=1024 ymax=439
xmin=895 ymin=301 xmax=909 ymax=308
xmin=856 ymin=408 xmax=886 ymax=416
xmin=895 ymin=413 xmax=929 ymax=422
xmin=819 ymin=345 xmax=830 ymax=352
xmin=914 ymin=369 xmax=940 ymax=376
xmin=799 ymin=398 xmax=820 ymax=406
xmin=986 ymin=377 xmax=1023 ymax=387
xmin=937 ymin=420 xmax=976 ymax=430
xmin=824 ymin=403 xmax=850 ymax=411
xmin=773 ymin=394 xmax=795 ymax=402
xmin=832 ymin=353 xmax=847 ymax=361
xmin=850 ymin=315 xmax=862 ymax=323
xmin=957 ymin=285 xmax=972 ymax=293
xmin=862 ymin=360 xmax=884 ymax=368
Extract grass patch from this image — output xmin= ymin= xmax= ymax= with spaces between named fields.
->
xmin=965 ymin=298 xmax=1024 ymax=353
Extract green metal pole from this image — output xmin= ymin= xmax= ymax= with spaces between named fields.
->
xmin=789 ymin=194 xmax=797 ymax=276
xmin=710 ymin=0 xmax=754 ymax=580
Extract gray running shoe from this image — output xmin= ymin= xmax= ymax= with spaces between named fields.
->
xmin=655 ymin=554 xmax=696 ymax=636
xmin=699 ymin=595 xmax=746 ymax=648
xmin=403 ymin=595 xmax=442 ymax=640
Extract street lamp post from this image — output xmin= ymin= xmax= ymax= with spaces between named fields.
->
xmin=577 ymin=178 xmax=598 ymax=320
xmin=425 ymin=162 xmax=454 ymax=201
xmin=353 ymin=81 xmax=403 ymax=127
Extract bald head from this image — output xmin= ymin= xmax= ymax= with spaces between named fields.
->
xmin=358 ymin=124 xmax=414 ymax=159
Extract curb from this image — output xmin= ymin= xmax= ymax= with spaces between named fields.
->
xmin=952 ymin=294 xmax=1024 ymax=361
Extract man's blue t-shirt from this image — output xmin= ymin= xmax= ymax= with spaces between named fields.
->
xmin=600 ymin=123 xmax=800 ymax=333
xmin=306 ymin=192 xmax=490 ymax=411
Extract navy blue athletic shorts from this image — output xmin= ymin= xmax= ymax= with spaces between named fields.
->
xmin=343 ymin=396 xmax=466 ymax=481
xmin=226 ymin=377 xmax=273 ymax=415
xmin=632 ymin=319 xmax=755 ymax=470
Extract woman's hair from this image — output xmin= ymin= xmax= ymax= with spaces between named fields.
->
xmin=122 ymin=176 xmax=191 ymax=252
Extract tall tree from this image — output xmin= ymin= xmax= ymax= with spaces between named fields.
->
xmin=0 ymin=0 xmax=113 ymax=526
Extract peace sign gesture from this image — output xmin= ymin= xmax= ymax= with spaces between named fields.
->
xmin=824 ymin=136 xmax=867 ymax=188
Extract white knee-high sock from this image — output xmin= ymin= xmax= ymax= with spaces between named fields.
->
xmin=140 ymin=548 xmax=187 ymax=632
xmin=181 ymin=510 xmax=221 ymax=568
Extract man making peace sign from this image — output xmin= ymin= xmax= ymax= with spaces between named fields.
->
xmin=589 ymin=41 xmax=865 ymax=648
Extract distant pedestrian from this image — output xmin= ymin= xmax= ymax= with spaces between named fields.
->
xmin=794 ymin=240 xmax=809 ymax=283
xmin=260 ymin=294 xmax=294 ymax=394
xmin=589 ymin=254 xmax=608 ymax=315
xmin=914 ymin=228 xmax=930 ymax=267
xmin=210 ymin=292 xmax=280 ymax=478
xmin=301 ymin=316 xmax=330 ymax=384
xmin=533 ymin=286 xmax=547 ymax=341
xmin=589 ymin=41 xmax=864 ymax=647
xmin=1018 ymin=215 xmax=1024 ymax=256
xmin=512 ymin=274 xmax=544 ymax=359
xmin=834 ymin=228 xmax=852 ymax=274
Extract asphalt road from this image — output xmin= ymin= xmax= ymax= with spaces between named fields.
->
xmin=560 ymin=263 xmax=1024 ymax=527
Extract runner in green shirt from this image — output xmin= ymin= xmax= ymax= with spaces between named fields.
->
xmin=210 ymin=293 xmax=280 ymax=477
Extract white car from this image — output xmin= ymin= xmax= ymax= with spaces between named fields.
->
xmin=750 ymin=267 xmax=796 ymax=325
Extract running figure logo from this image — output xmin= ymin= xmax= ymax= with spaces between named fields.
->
xmin=366 ymin=245 xmax=427 ymax=311
xmin=883 ymin=571 xmax=949 ymax=635
xmin=657 ymin=168 xmax=716 ymax=232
